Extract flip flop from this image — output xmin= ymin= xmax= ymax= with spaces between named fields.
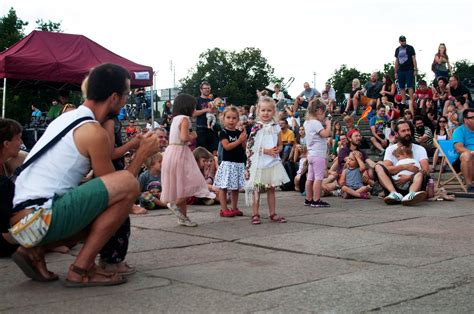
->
xmin=11 ymin=251 xmax=59 ymax=282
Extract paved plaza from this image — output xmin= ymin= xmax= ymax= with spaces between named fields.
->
xmin=1 ymin=192 xmax=473 ymax=313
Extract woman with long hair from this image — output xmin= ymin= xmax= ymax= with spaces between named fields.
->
xmin=431 ymin=116 xmax=451 ymax=173
xmin=433 ymin=43 xmax=452 ymax=79
xmin=380 ymin=74 xmax=396 ymax=104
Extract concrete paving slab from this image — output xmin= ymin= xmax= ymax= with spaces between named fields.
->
xmin=126 ymin=242 xmax=274 ymax=271
xmin=289 ymin=210 xmax=422 ymax=228
xmin=0 ymin=272 xmax=170 ymax=311
xmin=0 ymin=282 xmax=261 ymax=313
xmin=128 ymin=228 xmax=220 ymax=252
xmin=245 ymin=265 xmax=457 ymax=313
xmin=358 ymin=215 xmax=474 ymax=240
xmin=238 ymin=227 xmax=405 ymax=256
xmin=381 ymin=282 xmax=474 ymax=313
xmin=147 ymin=251 xmax=372 ymax=296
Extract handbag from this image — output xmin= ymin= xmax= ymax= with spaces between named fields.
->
xmin=8 ymin=116 xmax=93 ymax=248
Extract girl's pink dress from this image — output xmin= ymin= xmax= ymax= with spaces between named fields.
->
xmin=161 ymin=115 xmax=215 ymax=202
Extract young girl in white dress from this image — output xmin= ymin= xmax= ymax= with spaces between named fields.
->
xmin=245 ymin=96 xmax=289 ymax=225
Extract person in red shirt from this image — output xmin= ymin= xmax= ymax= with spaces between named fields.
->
xmin=125 ymin=120 xmax=138 ymax=139
xmin=414 ymin=80 xmax=433 ymax=114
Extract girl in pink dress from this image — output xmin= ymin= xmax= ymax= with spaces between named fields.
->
xmin=161 ymin=94 xmax=215 ymax=227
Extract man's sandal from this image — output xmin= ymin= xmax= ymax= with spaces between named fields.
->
xmin=11 ymin=251 xmax=59 ymax=282
xmin=251 ymin=214 xmax=261 ymax=225
xmin=64 ymin=264 xmax=127 ymax=288
xmin=269 ymin=214 xmax=287 ymax=223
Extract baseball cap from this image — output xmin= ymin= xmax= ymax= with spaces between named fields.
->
xmin=399 ymin=35 xmax=406 ymax=41
xmin=395 ymin=95 xmax=403 ymax=102
xmin=347 ymin=129 xmax=360 ymax=139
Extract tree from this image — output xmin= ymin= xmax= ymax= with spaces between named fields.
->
xmin=327 ymin=65 xmax=370 ymax=103
xmin=180 ymin=48 xmax=279 ymax=105
xmin=35 ymin=19 xmax=62 ymax=32
xmin=0 ymin=7 xmax=28 ymax=51
xmin=453 ymin=59 xmax=474 ymax=87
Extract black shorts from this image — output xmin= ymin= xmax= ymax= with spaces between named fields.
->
xmin=452 ymin=158 xmax=461 ymax=173
xmin=196 ymin=128 xmax=218 ymax=153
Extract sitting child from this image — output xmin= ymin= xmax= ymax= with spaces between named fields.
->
xmin=392 ymin=145 xmax=421 ymax=191
xmin=294 ymin=145 xmax=308 ymax=193
xmin=191 ymin=146 xmax=220 ymax=205
xmin=340 ymin=152 xmax=371 ymax=199
xmin=138 ymin=152 xmax=167 ymax=210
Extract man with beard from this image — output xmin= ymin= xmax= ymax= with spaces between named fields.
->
xmin=374 ymin=120 xmax=429 ymax=205
xmin=323 ymin=129 xmax=375 ymax=195
xmin=10 ymin=64 xmax=160 ymax=286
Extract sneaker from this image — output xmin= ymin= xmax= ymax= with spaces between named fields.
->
xmin=467 ymin=185 xmax=474 ymax=193
xmin=167 ymin=202 xmax=187 ymax=220
xmin=177 ymin=217 xmax=198 ymax=227
xmin=332 ymin=189 xmax=342 ymax=197
xmin=231 ymin=208 xmax=243 ymax=216
xmin=304 ymin=199 xmax=312 ymax=206
xmin=401 ymin=191 xmax=427 ymax=206
xmin=383 ymin=192 xmax=403 ymax=205
xmin=311 ymin=199 xmax=331 ymax=208
xmin=220 ymin=209 xmax=236 ymax=217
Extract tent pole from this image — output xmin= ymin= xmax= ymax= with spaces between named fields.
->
xmin=151 ymin=72 xmax=156 ymax=131
xmin=2 ymin=78 xmax=6 ymax=118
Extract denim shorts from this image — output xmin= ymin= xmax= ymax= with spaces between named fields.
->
xmin=41 ymin=177 xmax=109 ymax=245
xmin=397 ymin=70 xmax=414 ymax=89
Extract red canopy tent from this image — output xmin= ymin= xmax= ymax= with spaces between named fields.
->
xmin=0 ymin=31 xmax=154 ymax=117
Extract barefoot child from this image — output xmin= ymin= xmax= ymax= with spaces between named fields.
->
xmin=340 ymin=152 xmax=371 ymax=199
xmin=161 ymin=94 xmax=216 ymax=227
xmin=214 ymin=106 xmax=247 ymax=217
xmin=245 ymin=96 xmax=289 ymax=224
xmin=303 ymin=99 xmax=332 ymax=207
xmin=392 ymin=145 xmax=421 ymax=191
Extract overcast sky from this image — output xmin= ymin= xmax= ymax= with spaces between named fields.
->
xmin=2 ymin=0 xmax=473 ymax=98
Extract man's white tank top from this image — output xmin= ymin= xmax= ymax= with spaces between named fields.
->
xmin=13 ymin=105 xmax=98 ymax=209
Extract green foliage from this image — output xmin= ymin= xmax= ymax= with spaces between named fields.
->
xmin=35 ymin=19 xmax=62 ymax=32
xmin=0 ymin=7 xmax=28 ymax=51
xmin=327 ymin=65 xmax=370 ymax=103
xmin=180 ymin=48 xmax=279 ymax=105
xmin=453 ymin=59 xmax=474 ymax=84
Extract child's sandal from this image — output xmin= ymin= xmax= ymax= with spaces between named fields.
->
xmin=251 ymin=214 xmax=261 ymax=225
xmin=269 ymin=214 xmax=287 ymax=223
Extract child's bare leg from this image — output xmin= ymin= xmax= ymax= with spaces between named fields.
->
xmin=176 ymin=198 xmax=187 ymax=217
xmin=312 ymin=180 xmax=323 ymax=201
xmin=267 ymin=187 xmax=276 ymax=216
xmin=305 ymin=180 xmax=314 ymax=200
xmin=252 ymin=190 xmax=260 ymax=216
xmin=294 ymin=176 xmax=301 ymax=192
xmin=341 ymin=185 xmax=360 ymax=198
xmin=231 ymin=190 xmax=239 ymax=209
xmin=219 ymin=188 xmax=228 ymax=211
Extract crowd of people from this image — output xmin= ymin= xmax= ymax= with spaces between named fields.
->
xmin=0 ymin=35 xmax=473 ymax=288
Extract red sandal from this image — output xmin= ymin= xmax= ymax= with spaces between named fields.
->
xmin=251 ymin=214 xmax=261 ymax=225
xmin=269 ymin=214 xmax=287 ymax=223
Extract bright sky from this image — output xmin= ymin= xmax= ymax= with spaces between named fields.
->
xmin=2 ymin=0 xmax=473 ymax=98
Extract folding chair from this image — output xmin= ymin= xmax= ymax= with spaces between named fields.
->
xmin=434 ymin=138 xmax=467 ymax=192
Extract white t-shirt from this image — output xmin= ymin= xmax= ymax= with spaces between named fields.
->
xmin=146 ymin=121 xmax=160 ymax=130
xmin=393 ymin=158 xmax=420 ymax=180
xmin=303 ymin=119 xmax=327 ymax=158
xmin=384 ymin=143 xmax=428 ymax=178
xmin=272 ymin=91 xmax=285 ymax=101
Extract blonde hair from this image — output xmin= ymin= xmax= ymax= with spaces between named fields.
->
xmin=306 ymin=98 xmax=326 ymax=120
xmin=221 ymin=105 xmax=240 ymax=126
xmin=343 ymin=115 xmax=354 ymax=124
xmin=145 ymin=152 xmax=162 ymax=169
xmin=352 ymin=78 xmax=361 ymax=89
xmin=256 ymin=96 xmax=277 ymax=122
xmin=61 ymin=103 xmax=76 ymax=115
xmin=393 ymin=145 xmax=413 ymax=159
